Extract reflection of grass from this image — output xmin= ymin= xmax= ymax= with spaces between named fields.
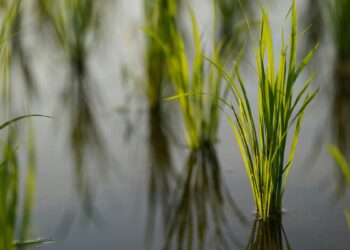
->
xmin=217 ymin=0 xmax=318 ymax=221
xmin=164 ymin=147 xmax=246 ymax=250
xmin=37 ymin=0 xmax=106 ymax=215
xmin=246 ymin=216 xmax=291 ymax=250
xmin=145 ymin=110 xmax=176 ymax=249
xmin=329 ymin=146 xmax=350 ymax=230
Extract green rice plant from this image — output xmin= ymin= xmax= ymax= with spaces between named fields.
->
xmin=214 ymin=0 xmax=318 ymax=220
xmin=330 ymin=0 xmax=350 ymax=61
xmin=0 ymin=117 xmax=50 ymax=249
xmin=0 ymin=1 xmax=51 ymax=247
xmin=148 ymin=9 xmax=229 ymax=150
xmin=144 ymin=0 xmax=178 ymax=111
xmin=329 ymin=145 xmax=350 ymax=230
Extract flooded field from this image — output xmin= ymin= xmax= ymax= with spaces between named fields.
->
xmin=0 ymin=0 xmax=350 ymax=249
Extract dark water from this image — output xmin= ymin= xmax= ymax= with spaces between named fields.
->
xmin=3 ymin=0 xmax=350 ymax=249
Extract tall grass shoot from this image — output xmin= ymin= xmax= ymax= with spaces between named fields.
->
xmin=216 ymin=0 xmax=318 ymax=220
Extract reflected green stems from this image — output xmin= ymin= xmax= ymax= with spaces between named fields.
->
xmin=164 ymin=147 xmax=246 ymax=250
xmin=145 ymin=109 xmax=177 ymax=249
xmin=38 ymin=0 xmax=107 ymax=216
xmin=246 ymin=217 xmax=291 ymax=250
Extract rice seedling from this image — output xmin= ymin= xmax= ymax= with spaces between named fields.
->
xmin=329 ymin=145 xmax=350 ymax=229
xmin=214 ymin=0 xmax=318 ymax=220
xmin=0 ymin=3 xmax=51 ymax=246
xmin=147 ymin=7 xmax=231 ymax=150
xmin=246 ymin=217 xmax=291 ymax=249
xmin=144 ymin=0 xmax=178 ymax=111
xmin=330 ymin=0 xmax=350 ymax=62
xmin=164 ymin=147 xmax=246 ymax=250
xmin=0 ymin=127 xmax=36 ymax=250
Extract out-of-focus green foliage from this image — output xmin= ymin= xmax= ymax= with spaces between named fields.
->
xmin=330 ymin=0 xmax=350 ymax=61
xmin=147 ymin=8 xmax=230 ymax=149
xmin=144 ymin=0 xmax=178 ymax=110
xmin=329 ymin=145 xmax=350 ymax=230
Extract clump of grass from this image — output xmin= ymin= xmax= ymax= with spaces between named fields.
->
xmin=216 ymin=0 xmax=318 ymax=220
xmin=329 ymin=145 xmax=350 ymax=229
xmin=0 ymin=1 xmax=50 ymax=248
xmin=149 ymin=9 xmax=229 ymax=150
xmin=330 ymin=0 xmax=350 ymax=62
xmin=0 ymin=119 xmax=50 ymax=248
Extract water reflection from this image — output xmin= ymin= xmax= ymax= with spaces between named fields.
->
xmin=38 ymin=0 xmax=107 ymax=216
xmin=145 ymin=109 xmax=177 ymax=248
xmin=163 ymin=147 xmax=246 ymax=250
xmin=246 ymin=217 xmax=291 ymax=250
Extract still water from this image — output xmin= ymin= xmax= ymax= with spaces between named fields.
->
xmin=2 ymin=0 xmax=350 ymax=249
